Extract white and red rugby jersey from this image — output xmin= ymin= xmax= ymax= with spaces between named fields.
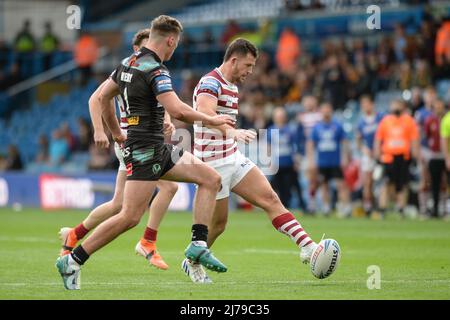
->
xmin=193 ymin=68 xmax=239 ymax=165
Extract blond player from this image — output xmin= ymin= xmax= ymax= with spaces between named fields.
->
xmin=58 ymin=29 xmax=177 ymax=270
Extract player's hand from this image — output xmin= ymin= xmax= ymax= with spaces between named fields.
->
xmin=207 ymin=114 xmax=235 ymax=127
xmin=94 ymin=130 xmax=110 ymax=149
xmin=113 ymin=132 xmax=127 ymax=145
xmin=163 ymin=121 xmax=176 ymax=138
xmin=232 ymin=129 xmax=257 ymax=144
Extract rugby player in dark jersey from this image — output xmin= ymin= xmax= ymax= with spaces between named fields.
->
xmin=56 ymin=15 xmax=234 ymax=290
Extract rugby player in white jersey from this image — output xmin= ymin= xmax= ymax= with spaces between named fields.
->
xmin=182 ymin=38 xmax=321 ymax=283
xmin=58 ymin=29 xmax=176 ymax=270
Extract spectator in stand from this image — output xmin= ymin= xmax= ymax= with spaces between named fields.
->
xmin=60 ymin=122 xmax=77 ymax=152
xmin=77 ymin=117 xmax=93 ymax=151
xmin=88 ymin=144 xmax=113 ymax=171
xmin=321 ymin=55 xmax=347 ymax=110
xmin=423 ymin=99 xmax=448 ymax=218
xmin=199 ymin=28 xmax=215 ymax=48
xmin=393 ymin=23 xmax=407 ymax=63
xmin=40 ymin=21 xmax=60 ymax=71
xmin=435 ymin=17 xmax=450 ymax=68
xmin=412 ymin=59 xmax=432 ymax=88
xmin=409 ymin=87 xmax=424 ymax=116
xmin=418 ymin=19 xmax=436 ymax=66
xmin=267 ymin=107 xmax=306 ymax=210
xmin=14 ymin=19 xmax=35 ymax=77
xmin=3 ymin=145 xmax=23 ymax=171
xmin=0 ymin=63 xmax=22 ymax=91
xmin=49 ymin=128 xmax=69 ymax=165
xmin=0 ymin=38 xmax=10 ymax=70
xmin=35 ymin=134 xmax=49 ymax=163
xmin=220 ymin=20 xmax=242 ymax=45
xmin=276 ymin=27 xmax=301 ymax=74
xmin=74 ymin=31 xmax=99 ymax=86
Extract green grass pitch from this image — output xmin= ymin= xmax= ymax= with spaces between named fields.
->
xmin=0 ymin=208 xmax=449 ymax=300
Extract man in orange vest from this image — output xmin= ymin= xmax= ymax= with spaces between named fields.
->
xmin=435 ymin=17 xmax=450 ymax=67
xmin=276 ymin=27 xmax=301 ymax=74
xmin=373 ymin=99 xmax=421 ymax=219
xmin=74 ymin=31 xmax=99 ymax=85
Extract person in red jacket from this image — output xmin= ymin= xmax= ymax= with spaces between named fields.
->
xmin=423 ymin=99 xmax=448 ymax=218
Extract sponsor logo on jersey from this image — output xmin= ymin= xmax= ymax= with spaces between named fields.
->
xmin=152 ymin=163 xmax=161 ymax=174
xmin=128 ymin=116 xmax=139 ymax=125
xmin=126 ymin=163 xmax=133 ymax=176
xmin=120 ymin=72 xmax=133 ymax=83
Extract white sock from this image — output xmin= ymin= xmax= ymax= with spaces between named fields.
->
xmin=193 ymin=240 xmax=207 ymax=247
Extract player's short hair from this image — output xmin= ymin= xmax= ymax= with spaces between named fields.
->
xmin=223 ymin=38 xmax=259 ymax=62
xmin=132 ymin=29 xmax=150 ymax=47
xmin=391 ymin=98 xmax=407 ymax=109
xmin=360 ymin=93 xmax=374 ymax=102
xmin=150 ymin=15 xmax=183 ymax=38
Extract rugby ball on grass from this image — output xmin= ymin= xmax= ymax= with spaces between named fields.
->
xmin=310 ymin=239 xmax=341 ymax=279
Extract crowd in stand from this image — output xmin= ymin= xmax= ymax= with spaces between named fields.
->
xmin=1 ymin=13 xmax=449 ymax=219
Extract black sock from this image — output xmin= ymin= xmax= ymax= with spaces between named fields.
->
xmin=191 ymin=224 xmax=208 ymax=242
xmin=71 ymin=245 xmax=90 ymax=265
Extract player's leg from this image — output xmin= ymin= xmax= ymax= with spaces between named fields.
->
xmin=59 ymin=170 xmax=127 ymax=256
xmin=319 ymin=168 xmax=332 ymax=216
xmin=136 ymin=180 xmax=178 ymax=270
xmin=207 ymin=197 xmax=229 ymax=248
xmin=336 ymin=178 xmax=351 ymax=218
xmin=161 ymin=150 xmax=227 ymax=273
xmin=428 ymin=159 xmax=443 ymax=218
xmin=394 ymin=158 xmax=410 ymax=217
xmin=231 ymin=166 xmax=317 ymax=264
xmin=56 ymin=180 xmax=157 ymax=290
xmin=361 ymin=154 xmax=375 ymax=214
xmin=307 ymin=166 xmax=319 ymax=213
xmin=334 ymin=168 xmax=351 ymax=218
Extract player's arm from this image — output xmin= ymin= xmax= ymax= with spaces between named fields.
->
xmin=163 ymin=110 xmax=175 ymax=138
xmin=88 ymin=80 xmax=112 ymax=148
xmin=157 ymin=91 xmax=234 ymax=127
xmin=196 ymin=94 xmax=256 ymax=143
xmin=149 ymin=69 xmax=234 ymax=127
xmin=98 ymin=78 xmax=126 ymax=144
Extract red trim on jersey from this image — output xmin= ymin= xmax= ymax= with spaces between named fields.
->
xmin=217 ymin=99 xmax=238 ymax=109
xmin=200 ymin=146 xmax=237 ymax=162
xmin=209 ymin=70 xmax=227 ymax=85
xmin=219 ymin=87 xmax=238 ymax=97
xmin=194 ymin=142 xmax=236 ymax=152
xmin=195 ymin=132 xmax=227 ymax=140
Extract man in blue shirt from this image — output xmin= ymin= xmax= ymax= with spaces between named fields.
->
xmin=49 ymin=128 xmax=69 ymax=166
xmin=267 ymin=107 xmax=306 ymax=210
xmin=414 ymin=86 xmax=437 ymax=216
xmin=356 ymin=94 xmax=385 ymax=215
xmin=307 ymin=102 xmax=351 ymax=216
